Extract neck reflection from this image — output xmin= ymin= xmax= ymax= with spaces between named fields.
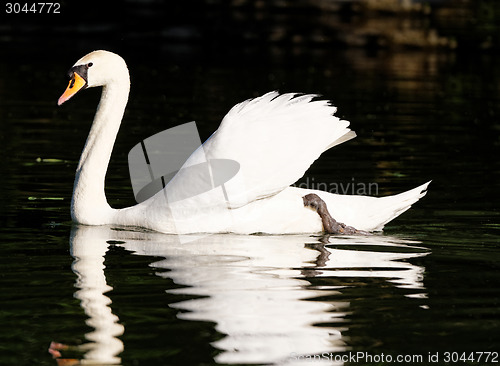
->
xmin=50 ymin=227 xmax=125 ymax=365
xmin=55 ymin=227 xmax=428 ymax=365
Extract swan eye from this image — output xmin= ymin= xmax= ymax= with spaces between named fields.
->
xmin=87 ymin=62 xmax=93 ymax=67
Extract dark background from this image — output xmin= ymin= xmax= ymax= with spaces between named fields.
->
xmin=1 ymin=2 xmax=500 ymax=365
xmin=3 ymin=0 xmax=500 ymax=54
xmin=1 ymin=0 xmax=500 ymax=215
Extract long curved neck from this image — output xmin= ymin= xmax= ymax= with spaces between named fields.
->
xmin=71 ymin=77 xmax=130 ymax=225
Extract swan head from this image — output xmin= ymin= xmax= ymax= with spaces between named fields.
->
xmin=58 ymin=50 xmax=129 ymax=106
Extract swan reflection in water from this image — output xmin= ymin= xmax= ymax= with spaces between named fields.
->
xmin=50 ymin=226 xmax=429 ymax=365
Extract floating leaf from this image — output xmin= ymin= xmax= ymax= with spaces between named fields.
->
xmin=28 ymin=196 xmax=64 ymax=201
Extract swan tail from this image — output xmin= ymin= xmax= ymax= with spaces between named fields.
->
xmin=321 ymin=181 xmax=431 ymax=232
xmin=371 ymin=181 xmax=431 ymax=231
xmin=360 ymin=181 xmax=431 ymax=231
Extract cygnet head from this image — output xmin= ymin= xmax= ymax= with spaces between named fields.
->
xmin=58 ymin=50 xmax=129 ymax=106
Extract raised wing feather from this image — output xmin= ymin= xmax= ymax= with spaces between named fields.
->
xmin=197 ymin=91 xmax=356 ymax=207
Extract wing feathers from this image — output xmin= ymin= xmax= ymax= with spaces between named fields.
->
xmin=201 ymin=92 xmax=355 ymax=207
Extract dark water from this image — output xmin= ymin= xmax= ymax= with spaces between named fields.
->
xmin=1 ymin=4 xmax=500 ymax=366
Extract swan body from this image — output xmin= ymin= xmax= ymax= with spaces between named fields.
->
xmin=58 ymin=50 xmax=429 ymax=234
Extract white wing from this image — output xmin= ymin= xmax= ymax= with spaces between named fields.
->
xmin=194 ymin=91 xmax=356 ymax=207
xmin=131 ymin=92 xmax=429 ymax=234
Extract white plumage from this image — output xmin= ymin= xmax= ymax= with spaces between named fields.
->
xmin=58 ymin=50 xmax=429 ymax=234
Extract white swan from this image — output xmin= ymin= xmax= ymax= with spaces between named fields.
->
xmin=58 ymin=50 xmax=429 ymax=234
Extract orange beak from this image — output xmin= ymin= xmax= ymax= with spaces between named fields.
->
xmin=58 ymin=72 xmax=87 ymax=106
